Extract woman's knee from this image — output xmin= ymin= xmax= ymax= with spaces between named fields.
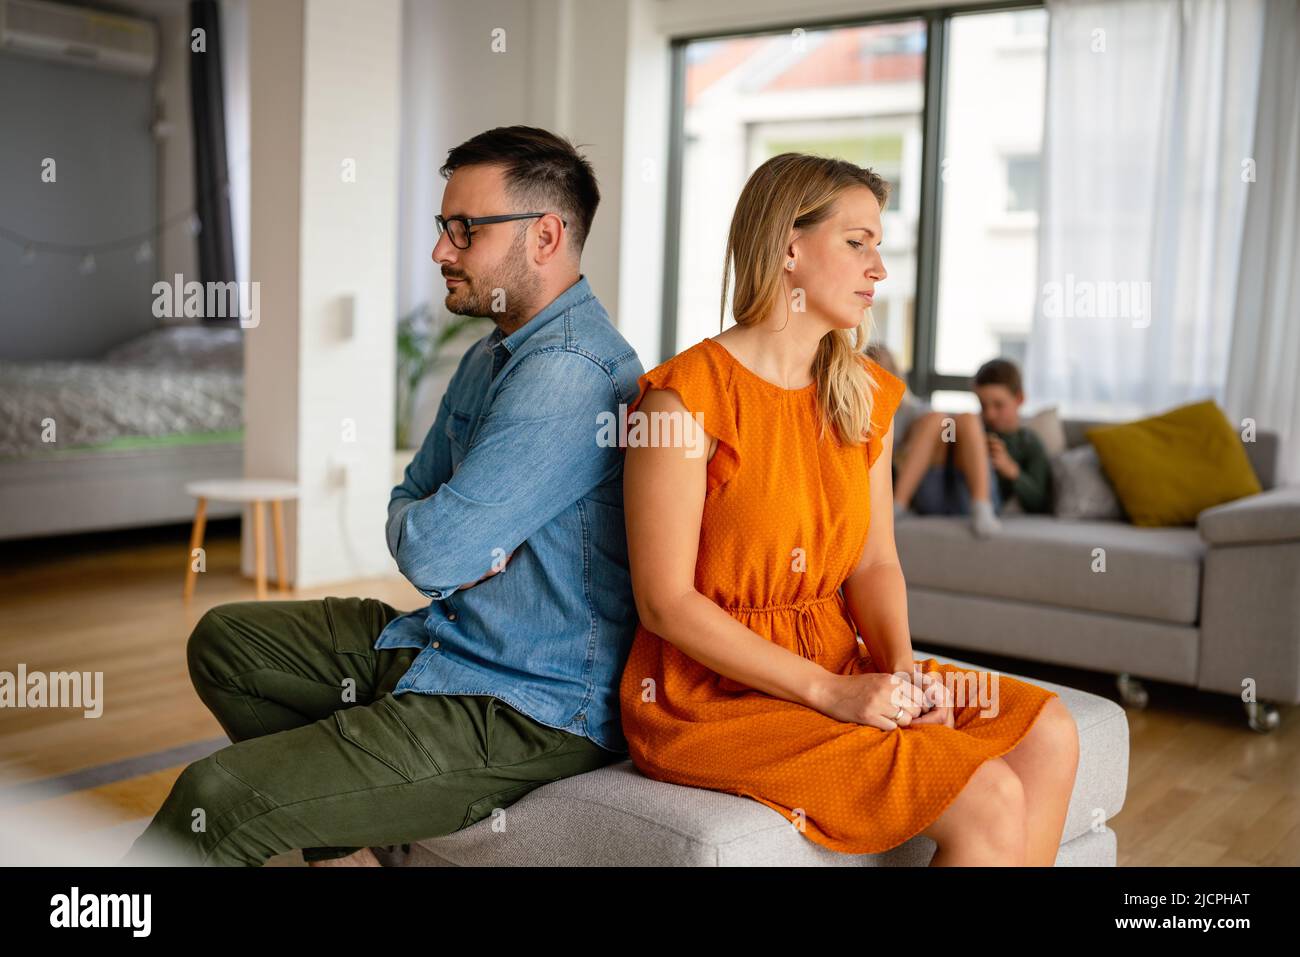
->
xmin=1031 ymin=698 xmax=1082 ymax=773
xmin=922 ymin=756 xmax=1027 ymax=857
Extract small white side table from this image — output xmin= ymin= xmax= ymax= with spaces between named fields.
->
xmin=184 ymin=479 xmax=300 ymax=601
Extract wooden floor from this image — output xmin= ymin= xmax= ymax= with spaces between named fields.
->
xmin=1 ymin=520 xmax=1296 ymax=866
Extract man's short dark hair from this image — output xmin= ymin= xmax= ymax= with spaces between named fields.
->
xmin=974 ymin=357 xmax=1023 ymax=395
xmin=440 ymin=125 xmax=600 ymax=255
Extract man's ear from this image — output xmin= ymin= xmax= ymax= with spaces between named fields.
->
xmin=532 ymin=213 xmax=565 ymax=265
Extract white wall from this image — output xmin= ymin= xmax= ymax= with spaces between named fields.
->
xmin=296 ymin=0 xmax=403 ymax=585
xmin=244 ymin=0 xmax=403 ymax=587
xmin=396 ymin=0 xmax=534 ymax=444
xmin=398 ymin=0 xmax=533 ymax=323
xmin=242 ymin=0 xmax=303 ymax=583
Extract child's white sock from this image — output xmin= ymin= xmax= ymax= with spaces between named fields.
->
xmin=971 ymin=499 xmax=1002 ymax=538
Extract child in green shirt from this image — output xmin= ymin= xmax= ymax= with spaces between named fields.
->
xmin=974 ymin=358 xmax=1053 ymax=515
xmin=879 ymin=351 xmax=1052 ymax=537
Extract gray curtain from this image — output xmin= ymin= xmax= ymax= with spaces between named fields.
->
xmin=189 ymin=0 xmax=237 ymax=310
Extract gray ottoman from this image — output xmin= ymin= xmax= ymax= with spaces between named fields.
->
xmin=399 ymin=650 xmax=1128 ymax=866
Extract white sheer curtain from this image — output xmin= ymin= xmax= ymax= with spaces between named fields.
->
xmin=1224 ymin=0 xmax=1300 ymax=485
xmin=1025 ymin=0 xmax=1268 ymax=420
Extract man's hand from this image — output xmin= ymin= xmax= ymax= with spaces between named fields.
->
xmin=987 ymin=435 xmax=1020 ymax=480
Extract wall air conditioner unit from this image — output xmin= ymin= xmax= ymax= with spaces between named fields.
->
xmin=0 ymin=0 xmax=157 ymax=76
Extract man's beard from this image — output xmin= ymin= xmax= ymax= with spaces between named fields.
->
xmin=444 ymin=230 xmax=542 ymax=328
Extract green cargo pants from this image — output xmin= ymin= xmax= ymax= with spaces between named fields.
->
xmin=119 ymin=596 xmax=623 ymax=866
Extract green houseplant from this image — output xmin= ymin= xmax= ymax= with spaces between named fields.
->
xmin=395 ymin=303 xmax=490 ymax=449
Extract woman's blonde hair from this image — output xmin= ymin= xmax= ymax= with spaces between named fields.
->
xmin=721 ymin=153 xmax=891 ymax=446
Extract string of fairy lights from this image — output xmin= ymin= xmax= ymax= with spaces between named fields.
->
xmin=0 ymin=208 xmax=206 ymax=275
xmin=1 ymin=149 xmax=246 ymax=275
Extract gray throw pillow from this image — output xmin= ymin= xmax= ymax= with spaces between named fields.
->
xmin=1052 ymin=445 xmax=1125 ymax=521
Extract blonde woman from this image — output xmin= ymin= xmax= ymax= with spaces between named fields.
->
xmin=618 ymin=154 xmax=1079 ymax=865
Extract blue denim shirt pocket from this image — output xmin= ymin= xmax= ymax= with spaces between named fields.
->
xmin=445 ymin=408 xmax=473 ymax=472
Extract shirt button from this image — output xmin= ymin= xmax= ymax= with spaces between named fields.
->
xmin=432 ymin=641 xmax=440 ymax=649
xmin=447 ymin=612 xmax=457 ymax=621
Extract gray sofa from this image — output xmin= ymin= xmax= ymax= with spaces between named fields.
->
xmin=895 ymin=419 xmax=1297 ymax=733
xmin=389 ymin=418 xmax=1295 ymax=867
xmin=394 ymin=647 xmax=1127 ymax=866
xmin=398 ymin=416 xmax=1300 ymax=867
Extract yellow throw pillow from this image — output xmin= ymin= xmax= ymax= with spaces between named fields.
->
xmin=1085 ymin=399 xmax=1261 ymax=527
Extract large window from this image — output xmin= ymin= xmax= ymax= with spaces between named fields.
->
xmin=933 ymin=7 xmax=1047 ymax=381
xmin=665 ymin=4 xmax=1048 ymax=406
xmin=673 ymin=20 xmax=925 ymax=369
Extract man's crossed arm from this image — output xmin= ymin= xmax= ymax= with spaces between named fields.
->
xmin=386 ymin=349 xmax=620 ymax=600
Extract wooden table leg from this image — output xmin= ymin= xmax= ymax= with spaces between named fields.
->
xmin=271 ymin=498 xmax=288 ymax=592
xmin=184 ymin=497 xmax=208 ymax=601
xmin=253 ymin=499 xmax=267 ymax=600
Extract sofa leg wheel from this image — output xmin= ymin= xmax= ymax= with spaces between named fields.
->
xmin=1244 ymin=701 xmax=1281 ymax=733
xmin=1116 ymin=673 xmax=1149 ymax=708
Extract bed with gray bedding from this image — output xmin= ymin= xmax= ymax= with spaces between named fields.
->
xmin=0 ymin=325 xmax=246 ymax=540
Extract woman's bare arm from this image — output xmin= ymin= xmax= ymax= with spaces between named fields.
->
xmin=623 ymin=387 xmax=834 ymax=710
xmin=841 ymin=419 xmax=917 ymax=676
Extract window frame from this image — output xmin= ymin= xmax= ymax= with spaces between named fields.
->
xmin=661 ymin=0 xmax=1047 ymax=399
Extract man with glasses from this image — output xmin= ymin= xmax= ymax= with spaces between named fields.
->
xmin=122 ymin=126 xmax=645 ymax=866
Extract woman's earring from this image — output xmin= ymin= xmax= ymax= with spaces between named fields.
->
xmin=786 ymin=259 xmax=795 ymax=270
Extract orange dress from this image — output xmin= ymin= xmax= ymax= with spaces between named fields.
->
xmin=618 ymin=337 xmax=1059 ymax=854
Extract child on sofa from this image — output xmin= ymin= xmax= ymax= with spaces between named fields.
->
xmin=865 ymin=349 xmax=1050 ymax=537
xmin=864 ymin=345 xmax=1000 ymax=537
xmin=972 ymin=358 xmax=1053 ymax=518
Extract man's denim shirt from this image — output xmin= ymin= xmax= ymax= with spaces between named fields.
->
xmin=380 ymin=276 xmax=644 ymax=752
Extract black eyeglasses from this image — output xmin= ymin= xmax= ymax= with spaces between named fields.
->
xmin=435 ymin=212 xmax=568 ymax=249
